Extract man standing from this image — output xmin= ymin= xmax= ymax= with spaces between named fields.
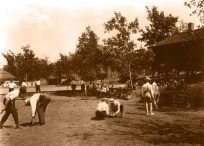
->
xmin=152 ymin=81 xmax=160 ymax=109
xmin=81 ymin=80 xmax=85 ymax=95
xmin=95 ymin=98 xmax=109 ymax=119
xmin=21 ymin=80 xmax=28 ymax=87
xmin=0 ymin=87 xmax=26 ymax=129
xmin=35 ymin=78 xmax=41 ymax=93
xmin=8 ymin=79 xmax=17 ymax=92
xmin=25 ymin=93 xmax=51 ymax=126
xmin=109 ymin=98 xmax=124 ymax=118
xmin=142 ymin=77 xmax=155 ymax=116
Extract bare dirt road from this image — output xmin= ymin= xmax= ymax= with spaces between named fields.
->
xmin=0 ymin=94 xmax=204 ymax=146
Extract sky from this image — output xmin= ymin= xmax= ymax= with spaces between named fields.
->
xmin=0 ymin=0 xmax=200 ymax=68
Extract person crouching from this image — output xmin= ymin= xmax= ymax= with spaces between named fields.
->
xmin=25 ymin=93 xmax=51 ymax=126
xmin=95 ymin=98 xmax=109 ymax=120
xmin=109 ymin=98 xmax=123 ymax=118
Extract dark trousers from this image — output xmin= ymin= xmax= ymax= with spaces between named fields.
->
xmin=35 ymin=85 xmax=41 ymax=93
xmin=120 ymin=105 xmax=124 ymax=116
xmin=37 ymin=94 xmax=51 ymax=124
xmin=0 ymin=100 xmax=18 ymax=126
xmin=81 ymin=84 xmax=85 ymax=94
xmin=9 ymin=88 xmax=14 ymax=92
xmin=95 ymin=110 xmax=107 ymax=119
xmin=110 ymin=104 xmax=124 ymax=117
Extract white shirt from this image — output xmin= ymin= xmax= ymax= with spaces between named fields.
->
xmin=101 ymin=87 xmax=107 ymax=92
xmin=5 ymin=89 xmax=20 ymax=100
xmin=152 ymin=82 xmax=160 ymax=96
xmin=22 ymin=82 xmax=28 ymax=87
xmin=152 ymin=82 xmax=159 ymax=91
xmin=97 ymin=101 xmax=109 ymax=115
xmin=29 ymin=93 xmax=41 ymax=117
xmin=8 ymin=82 xmax=17 ymax=89
xmin=142 ymin=82 xmax=154 ymax=98
xmin=35 ymin=80 xmax=40 ymax=85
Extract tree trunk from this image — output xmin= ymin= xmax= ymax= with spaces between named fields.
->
xmin=129 ymin=64 xmax=133 ymax=89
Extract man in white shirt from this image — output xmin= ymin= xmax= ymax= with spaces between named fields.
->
xmin=95 ymin=98 xmax=109 ymax=119
xmin=25 ymin=93 xmax=51 ymax=126
xmin=142 ymin=77 xmax=155 ymax=116
xmin=21 ymin=80 xmax=28 ymax=87
xmin=0 ymin=87 xmax=27 ymax=129
xmin=35 ymin=78 xmax=41 ymax=93
xmin=109 ymin=98 xmax=124 ymax=118
xmin=8 ymin=80 xmax=17 ymax=92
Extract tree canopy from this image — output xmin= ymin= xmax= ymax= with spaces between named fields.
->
xmin=138 ymin=6 xmax=179 ymax=47
xmin=3 ymin=45 xmax=53 ymax=81
xmin=185 ymin=0 xmax=204 ymax=25
xmin=72 ymin=26 xmax=105 ymax=81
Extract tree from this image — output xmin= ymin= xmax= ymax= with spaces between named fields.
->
xmin=3 ymin=45 xmax=53 ymax=81
xmin=104 ymin=12 xmax=139 ymax=87
xmin=138 ymin=6 xmax=179 ymax=47
xmin=185 ymin=0 xmax=204 ymax=25
xmin=54 ymin=53 xmax=74 ymax=84
xmin=73 ymin=26 xmax=103 ymax=81
xmin=3 ymin=45 xmax=36 ymax=81
xmin=132 ymin=48 xmax=155 ymax=74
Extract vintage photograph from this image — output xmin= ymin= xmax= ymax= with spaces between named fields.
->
xmin=0 ymin=0 xmax=204 ymax=145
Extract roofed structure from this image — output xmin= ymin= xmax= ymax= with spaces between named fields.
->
xmin=0 ymin=70 xmax=15 ymax=82
xmin=150 ymin=27 xmax=204 ymax=81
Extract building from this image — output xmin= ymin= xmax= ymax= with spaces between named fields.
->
xmin=150 ymin=24 xmax=204 ymax=82
xmin=0 ymin=70 xmax=15 ymax=84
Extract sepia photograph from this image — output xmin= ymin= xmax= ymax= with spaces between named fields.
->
xmin=0 ymin=0 xmax=204 ymax=145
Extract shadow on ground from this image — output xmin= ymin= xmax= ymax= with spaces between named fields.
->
xmin=20 ymin=122 xmax=43 ymax=127
xmin=110 ymin=118 xmax=204 ymax=144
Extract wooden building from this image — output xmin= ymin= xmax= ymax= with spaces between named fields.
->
xmin=150 ymin=26 xmax=204 ymax=81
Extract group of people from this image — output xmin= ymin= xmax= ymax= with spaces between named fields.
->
xmin=0 ymin=79 xmax=50 ymax=129
xmin=141 ymin=77 xmax=160 ymax=116
xmin=0 ymin=76 xmax=160 ymax=129
xmin=95 ymin=98 xmax=123 ymax=119
xmin=7 ymin=78 xmax=41 ymax=93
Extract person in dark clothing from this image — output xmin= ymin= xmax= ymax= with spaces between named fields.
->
xmin=0 ymin=87 xmax=26 ymax=129
xmin=25 ymin=93 xmax=51 ymax=126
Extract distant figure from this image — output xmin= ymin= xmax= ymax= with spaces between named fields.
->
xmin=25 ymin=93 xmax=51 ymax=126
xmin=81 ymin=80 xmax=85 ymax=95
xmin=71 ymin=80 xmax=76 ymax=91
xmin=152 ymin=81 xmax=160 ymax=108
xmin=8 ymin=79 xmax=17 ymax=92
xmin=95 ymin=98 xmax=109 ymax=119
xmin=21 ymin=80 xmax=28 ymax=87
xmin=21 ymin=80 xmax=28 ymax=93
xmin=109 ymin=98 xmax=123 ymax=118
xmin=142 ymin=77 xmax=155 ymax=116
xmin=0 ymin=87 xmax=27 ymax=129
xmin=35 ymin=78 xmax=41 ymax=93
xmin=134 ymin=82 xmax=138 ymax=90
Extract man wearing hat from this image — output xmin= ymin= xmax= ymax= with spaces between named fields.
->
xmin=95 ymin=98 xmax=109 ymax=119
xmin=0 ymin=87 xmax=27 ymax=129
xmin=142 ymin=77 xmax=155 ymax=116
xmin=109 ymin=98 xmax=123 ymax=118
xmin=25 ymin=93 xmax=51 ymax=126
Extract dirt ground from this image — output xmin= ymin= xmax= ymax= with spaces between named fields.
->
xmin=0 ymin=93 xmax=204 ymax=146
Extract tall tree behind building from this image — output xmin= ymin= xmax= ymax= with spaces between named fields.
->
xmin=103 ymin=12 xmax=139 ymax=87
xmin=185 ymin=0 xmax=204 ymax=26
xmin=138 ymin=6 xmax=179 ymax=47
